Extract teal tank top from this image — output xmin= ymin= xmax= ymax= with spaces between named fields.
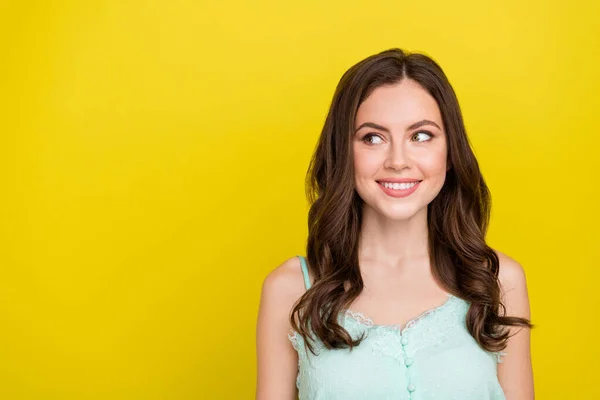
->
xmin=288 ymin=255 xmax=506 ymax=399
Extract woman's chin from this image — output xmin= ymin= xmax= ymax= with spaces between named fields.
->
xmin=378 ymin=206 xmax=425 ymax=222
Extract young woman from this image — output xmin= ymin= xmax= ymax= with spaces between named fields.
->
xmin=256 ymin=48 xmax=533 ymax=399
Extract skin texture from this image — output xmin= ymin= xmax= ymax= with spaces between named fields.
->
xmin=256 ymin=79 xmax=533 ymax=399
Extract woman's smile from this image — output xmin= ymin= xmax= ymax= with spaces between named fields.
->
xmin=377 ymin=180 xmax=422 ymax=198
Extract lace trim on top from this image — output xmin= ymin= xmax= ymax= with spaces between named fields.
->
xmin=288 ymin=293 xmax=508 ymax=363
xmin=342 ymin=293 xmax=456 ymax=334
xmin=494 ymin=351 xmax=508 ymax=363
xmin=288 ymin=330 xmax=300 ymax=351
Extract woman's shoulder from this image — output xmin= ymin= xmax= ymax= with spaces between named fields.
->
xmin=493 ymin=249 xmax=528 ymax=294
xmin=260 ymin=256 xmax=307 ymax=315
xmin=492 ymin=249 xmax=531 ymax=320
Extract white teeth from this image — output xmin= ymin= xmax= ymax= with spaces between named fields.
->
xmin=381 ymin=181 xmax=418 ymax=190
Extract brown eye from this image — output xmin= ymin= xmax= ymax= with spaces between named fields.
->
xmin=412 ymin=131 xmax=433 ymax=142
xmin=362 ymin=134 xmax=383 ymax=145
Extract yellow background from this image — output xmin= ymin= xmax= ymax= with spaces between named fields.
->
xmin=1 ymin=0 xmax=598 ymax=398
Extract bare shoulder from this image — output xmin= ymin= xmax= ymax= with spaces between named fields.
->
xmin=492 ymin=254 xmax=534 ymax=397
xmin=493 ymin=249 xmax=531 ymax=319
xmin=260 ymin=256 xmax=308 ymax=316
xmin=256 ymin=256 xmax=308 ymax=399
xmin=494 ymin=250 xmax=527 ymax=296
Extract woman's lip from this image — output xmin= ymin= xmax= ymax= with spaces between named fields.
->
xmin=378 ymin=181 xmax=421 ymax=198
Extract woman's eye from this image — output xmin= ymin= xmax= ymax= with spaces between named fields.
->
xmin=412 ymin=131 xmax=433 ymax=142
xmin=362 ymin=134 xmax=383 ymax=145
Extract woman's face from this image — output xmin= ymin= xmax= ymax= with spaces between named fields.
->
xmin=353 ymin=79 xmax=448 ymax=221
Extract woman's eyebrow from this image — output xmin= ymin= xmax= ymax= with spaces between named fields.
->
xmin=355 ymin=119 xmax=441 ymax=133
xmin=408 ymin=119 xmax=441 ymax=130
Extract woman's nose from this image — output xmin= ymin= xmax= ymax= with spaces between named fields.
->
xmin=383 ymin=142 xmax=411 ymax=171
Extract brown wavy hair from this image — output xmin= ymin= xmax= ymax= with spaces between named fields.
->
xmin=290 ymin=48 xmax=532 ymax=355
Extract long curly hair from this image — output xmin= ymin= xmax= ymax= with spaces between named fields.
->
xmin=290 ymin=48 xmax=532 ymax=355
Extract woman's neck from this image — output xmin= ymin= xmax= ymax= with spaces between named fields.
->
xmin=358 ymin=204 xmax=429 ymax=269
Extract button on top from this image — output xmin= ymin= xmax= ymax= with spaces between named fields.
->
xmin=407 ymin=383 xmax=416 ymax=392
xmin=400 ymin=336 xmax=409 ymax=346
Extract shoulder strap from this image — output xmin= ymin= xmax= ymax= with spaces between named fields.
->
xmin=297 ymin=255 xmax=312 ymax=290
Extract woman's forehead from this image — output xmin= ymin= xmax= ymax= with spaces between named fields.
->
xmin=356 ymin=81 xmax=443 ymax=130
